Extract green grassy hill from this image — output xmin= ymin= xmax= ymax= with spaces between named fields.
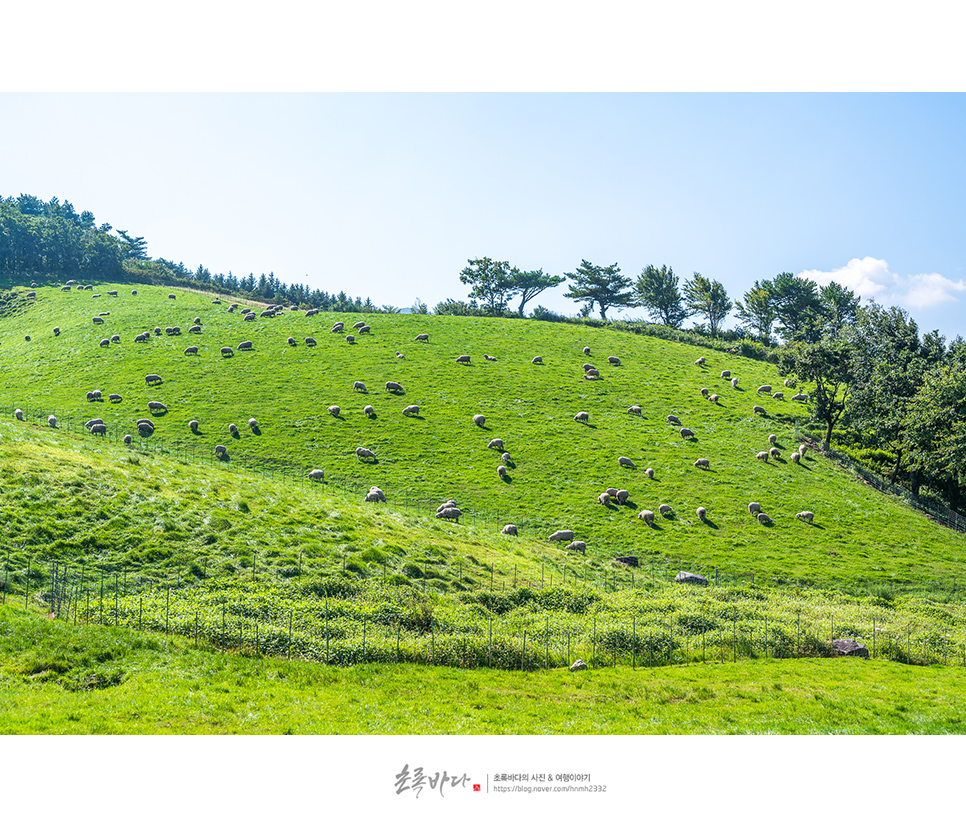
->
xmin=2 ymin=279 xmax=963 ymax=588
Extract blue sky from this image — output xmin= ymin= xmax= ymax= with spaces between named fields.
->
xmin=3 ymin=93 xmax=965 ymax=339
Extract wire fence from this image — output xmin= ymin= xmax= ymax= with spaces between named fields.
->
xmin=3 ymin=559 xmax=964 ymax=671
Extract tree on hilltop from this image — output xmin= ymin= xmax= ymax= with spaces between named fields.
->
xmin=683 ymin=272 xmax=732 ymax=337
xmin=636 ymin=264 xmax=687 ymax=327
xmin=563 ymin=260 xmax=634 ymax=321
xmin=508 ymin=268 xmax=564 ymax=316
xmin=459 ymin=257 xmax=516 ymax=314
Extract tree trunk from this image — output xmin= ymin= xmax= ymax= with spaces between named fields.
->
xmin=599 ymin=307 xmax=608 ymax=321
xmin=889 ymin=450 xmax=903 ymax=487
xmin=823 ymin=422 xmax=833 ymax=453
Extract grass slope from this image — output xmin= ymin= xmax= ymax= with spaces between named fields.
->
xmin=1 ymin=280 xmax=964 ymax=588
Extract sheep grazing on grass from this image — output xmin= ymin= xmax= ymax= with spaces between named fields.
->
xmin=627 ymin=405 xmax=642 ymax=416
xmin=109 ymin=393 xmax=122 ymax=403
xmin=608 ymin=356 xmax=621 ymax=366
xmin=228 ymin=423 xmax=239 ymax=436
xmin=168 ymin=294 xmax=176 ymax=299
xmin=456 ymin=354 xmax=471 ymax=364
xmin=92 ymin=389 xmax=102 ymax=400
xmin=791 ymin=393 xmax=808 ymax=402
xmin=757 ymin=512 xmax=772 ymax=525
xmin=757 ymin=384 xmax=772 ymax=394
xmin=356 ymin=447 xmax=376 ymax=461
xmin=473 ymin=414 xmax=486 ymax=427
xmin=667 ymin=414 xmax=681 ymax=425
xmin=497 ymin=465 xmax=507 ymax=477
xmin=85 ymin=418 xmax=103 ymax=429
xmin=259 ymin=310 xmax=274 ymax=319
xmin=302 ymin=308 xmax=316 ymax=316
xmin=189 ymin=420 xmax=199 ymax=432
xmin=748 ymin=502 xmax=761 ymax=515
xmin=92 ymin=316 xmax=105 ymax=324
xmin=645 ymin=468 xmax=655 ymax=479
xmin=14 ymin=408 xmax=24 ymax=421
xmin=248 ymin=418 xmax=258 ymax=430
xmin=566 ymin=540 xmax=587 ymax=553
xmin=616 ymin=489 xmax=629 ymax=505
xmin=638 ymin=509 xmax=655 ymax=525
xmin=215 ymin=444 xmax=228 ymax=458
xmin=720 ymin=370 xmax=731 ymax=379
xmin=436 ymin=507 xmax=461 ymax=520
xmin=659 ymin=504 xmax=673 ymax=517
xmin=583 ymin=346 xmax=591 ymax=356
xmin=365 ymin=487 xmax=386 ymax=502
xmin=756 ymin=451 xmax=769 ymax=465
xmin=286 ymin=336 xmax=296 ymax=346
xmin=582 ymin=363 xmax=595 ymax=372
xmin=584 ymin=369 xmax=600 ymax=379
xmin=694 ymin=458 xmax=710 ymax=469
xmin=796 ymin=511 xmax=814 ymax=523
xmin=221 ymin=346 xmax=235 ymax=357
xmin=598 ymin=492 xmax=611 ymax=506
xmin=145 ymin=374 xmax=162 ymax=385
xmin=548 ymin=530 xmax=574 ymax=542
xmin=680 ymin=427 xmax=695 ymax=439
xmin=358 ymin=325 xmax=371 ymax=335
xmin=148 ymin=401 xmax=167 ymax=413
xmin=328 ymin=405 xmax=341 ymax=417
xmin=700 ymin=387 xmax=710 ymax=398
xmin=123 ymin=434 xmax=132 ymax=445
xmin=799 ymin=444 xmax=807 ymax=457
xmin=770 ymin=447 xmax=781 ymax=459
xmin=137 ymin=418 xmax=154 ymax=430
xmin=331 ymin=322 xmax=344 ymax=333
xmin=364 ymin=405 xmax=376 ymax=418
xmin=618 ymin=456 xmax=635 ymax=469
xmin=244 ymin=314 xmax=256 ymax=322
xmin=385 ymin=381 xmax=404 ymax=393
xmin=531 ymin=356 xmax=544 ymax=365
xmin=241 ymin=309 xmax=251 ymax=315
xmin=90 ymin=424 xmax=107 ymax=436
xmin=574 ymin=411 xmax=590 ymax=423
xmin=731 ymin=377 xmax=739 ymax=388
xmin=695 ymin=356 xmax=705 ymax=366
xmin=768 ymin=433 xmax=777 ymax=445
xmin=308 ymin=469 xmax=324 ymax=481
xmin=709 ymin=393 xmax=719 ymax=403
xmin=344 ymin=335 xmax=356 ymax=344
xmin=606 ymin=488 xmax=619 ymax=498
xmin=772 ymin=392 xmax=784 ymax=401
xmin=403 ymin=405 xmax=419 ymax=416
xmin=99 ymin=338 xmax=110 ymax=347
xmin=238 ymin=341 xmax=253 ymax=351
xmin=48 ymin=415 xmax=57 ymax=428
xmin=488 ymin=438 xmax=504 ymax=450
xmin=53 ymin=327 xmax=60 ymax=336
xmin=502 ymin=524 xmax=518 ymax=536
xmin=165 ymin=327 xmax=181 ymax=335
xmin=753 ymin=405 xmax=767 ymax=416
xmin=696 ymin=506 xmax=707 ymax=522
xmin=154 ymin=327 xmax=162 ymax=336
xmin=193 ymin=317 xmax=201 ymax=325
xmin=61 ymin=285 xmax=70 ymax=291
xmin=482 ymin=354 xmax=496 ymax=361
xmin=395 ymin=352 xmax=405 ymax=359
xmin=183 ymin=346 xmax=199 ymax=356
xmin=352 ymin=321 xmax=366 ymax=330
xmin=437 ymin=500 xmax=458 ymax=512
xmin=305 ymin=337 xmax=317 ymax=346
xmin=791 ymin=452 xmax=801 ymax=464
xmin=26 ymin=291 xmax=36 ymax=298
xmin=135 ymin=333 xmax=148 ymax=343
xmin=415 ymin=333 xmax=429 ymax=342
xmin=110 ymin=334 xmax=120 ymax=343
xmin=785 ymin=378 xmax=797 ymax=388
xmin=353 ymin=381 xmax=368 ymax=393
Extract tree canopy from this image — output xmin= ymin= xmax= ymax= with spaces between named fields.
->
xmin=636 ymin=264 xmax=687 ymax=327
xmin=563 ymin=260 xmax=635 ymax=321
xmin=682 ymin=272 xmax=732 ymax=337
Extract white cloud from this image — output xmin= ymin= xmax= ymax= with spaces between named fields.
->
xmin=797 ymin=256 xmax=966 ymax=310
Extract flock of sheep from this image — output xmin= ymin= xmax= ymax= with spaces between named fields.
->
xmin=18 ymin=283 xmax=822 ymax=571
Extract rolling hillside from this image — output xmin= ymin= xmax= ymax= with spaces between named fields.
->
xmin=2 ymin=279 xmax=965 ymax=588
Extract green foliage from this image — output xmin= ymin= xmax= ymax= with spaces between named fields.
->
xmin=458 ymin=257 xmax=516 ymax=314
xmin=735 ymin=279 xmax=777 ymax=342
xmin=682 ymin=272 xmax=732 ymax=338
xmin=636 ymin=264 xmax=687 ymax=328
xmin=563 ymin=260 xmax=635 ymax=321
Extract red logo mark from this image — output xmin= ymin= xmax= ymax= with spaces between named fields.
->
xmin=473 ymin=784 xmax=481 ymax=792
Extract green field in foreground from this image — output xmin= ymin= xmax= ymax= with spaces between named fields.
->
xmin=2 ymin=605 xmax=964 ymax=734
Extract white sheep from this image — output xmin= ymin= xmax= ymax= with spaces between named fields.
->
xmin=501 ymin=452 xmax=511 ymax=464
xmin=756 ymin=450 xmax=769 ymax=462
xmin=488 ymin=438 xmax=504 ymax=450
xmin=695 ymin=356 xmax=706 ymax=366
xmin=364 ymin=405 xmax=376 ymax=418
xmin=574 ymin=411 xmax=590 ymax=423
xmin=566 ymin=540 xmax=587 ymax=552
xmin=709 ymin=393 xmax=719 ymax=404
xmin=328 ymin=405 xmax=341 ymax=417
xmin=696 ymin=507 xmax=707 ymax=522
xmin=356 ymin=447 xmax=376 ymax=460
xmin=796 ymin=511 xmax=814 ymax=523
xmin=720 ymin=370 xmax=731 ymax=379
xmin=638 ymin=509 xmax=655 ymax=525
xmin=680 ymin=427 xmax=695 ymax=439
xmin=497 ymin=465 xmax=507 ymax=477
xmin=353 ymin=381 xmax=368 ymax=393
xmin=616 ymin=489 xmax=629 ymax=505
xmin=791 ymin=452 xmax=801 ymax=464
xmin=757 ymin=512 xmax=772 ymax=525
xmin=606 ymin=488 xmax=619 ymax=497
xmin=597 ymin=492 xmax=611 ymax=506
xmin=456 ymin=354 xmax=471 ymax=364
xmin=799 ymin=444 xmax=807 ymax=457
xmin=768 ymin=434 xmax=777 ymax=445
xmin=618 ymin=456 xmax=635 ymax=469
xmin=403 ymin=405 xmax=419 ymax=416
xmin=770 ymin=447 xmax=781 ymax=459
xmin=748 ymin=502 xmax=761 ymax=515
xmin=502 ymin=524 xmax=518 ymax=536
xmin=473 ymin=414 xmax=486 ymax=427
xmin=694 ymin=458 xmax=710 ymax=469
xmin=659 ymin=504 xmax=673 ymax=517
xmin=548 ymin=530 xmax=574 ymax=542
xmin=667 ymin=414 xmax=681 ymax=425
xmin=792 ymin=393 xmax=808 ymax=402
xmin=583 ymin=346 xmax=591 ymax=356
xmin=531 ymin=356 xmax=543 ymax=364
xmin=700 ymin=387 xmax=710 ymax=398
xmin=607 ymin=356 xmax=620 ymax=366
xmin=645 ymin=468 xmax=655 ymax=479
xmin=731 ymin=377 xmax=739 ymax=388
xmin=772 ymin=392 xmax=784 ymax=401
xmin=308 ymin=469 xmax=324 ymax=481
xmin=753 ymin=405 xmax=767 ymax=416
xmin=757 ymin=384 xmax=772 ymax=394
xmin=627 ymin=405 xmax=642 ymax=416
